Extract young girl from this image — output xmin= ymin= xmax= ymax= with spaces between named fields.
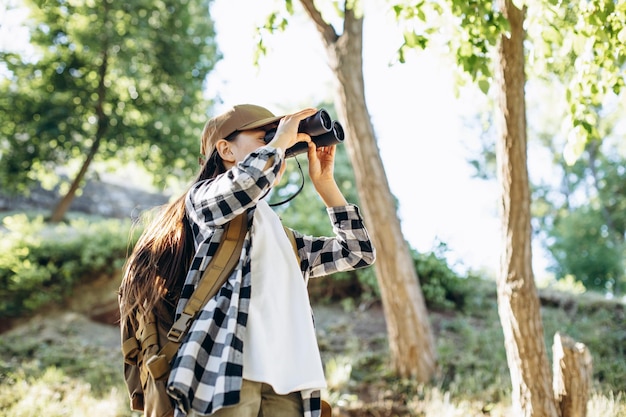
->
xmin=119 ymin=104 xmax=376 ymax=417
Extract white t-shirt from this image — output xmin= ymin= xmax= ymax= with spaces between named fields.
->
xmin=242 ymin=200 xmax=327 ymax=394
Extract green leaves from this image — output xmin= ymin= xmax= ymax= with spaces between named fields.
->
xmin=391 ymin=0 xmax=625 ymax=164
xmin=527 ymin=0 xmax=626 ymax=162
xmin=0 ymin=0 xmax=220 ymax=193
xmin=548 ymin=205 xmax=624 ymax=293
xmin=391 ymin=0 xmax=507 ymax=94
xmin=403 ymin=31 xmax=428 ymax=49
xmin=0 ymin=213 xmax=138 ymax=318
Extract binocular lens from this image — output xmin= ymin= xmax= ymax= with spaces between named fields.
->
xmin=261 ymin=109 xmax=344 ymax=158
xmin=332 ymin=121 xmax=344 ymax=142
xmin=299 ymin=109 xmax=333 ymax=137
xmin=284 ymin=121 xmax=344 ymax=158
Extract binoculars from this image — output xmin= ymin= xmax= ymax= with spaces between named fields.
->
xmin=263 ymin=109 xmax=345 ymax=158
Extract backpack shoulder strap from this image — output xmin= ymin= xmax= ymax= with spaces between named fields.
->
xmin=283 ymin=225 xmax=301 ymax=266
xmin=132 ymin=213 xmax=248 ymax=383
xmin=167 ymin=212 xmax=247 ymax=343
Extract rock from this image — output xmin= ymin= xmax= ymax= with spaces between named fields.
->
xmin=0 ymin=175 xmax=169 ymax=219
xmin=63 ymin=272 xmax=123 ymax=326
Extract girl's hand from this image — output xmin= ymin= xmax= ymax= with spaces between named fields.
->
xmin=307 ymin=143 xmax=348 ymax=207
xmin=307 ymin=143 xmax=336 ymax=185
xmin=267 ymin=108 xmax=317 ymax=151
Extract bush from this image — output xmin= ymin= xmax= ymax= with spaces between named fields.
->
xmin=411 ymin=245 xmax=485 ymax=312
xmin=309 ymin=241 xmax=490 ymax=313
xmin=0 ymin=212 xmax=140 ymax=318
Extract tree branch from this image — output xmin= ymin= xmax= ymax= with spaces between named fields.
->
xmin=298 ymin=0 xmax=338 ymax=47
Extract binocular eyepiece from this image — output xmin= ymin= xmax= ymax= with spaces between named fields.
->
xmin=264 ymin=109 xmax=345 ymax=158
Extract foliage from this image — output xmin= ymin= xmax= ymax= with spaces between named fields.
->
xmin=0 ymin=212 xmax=139 ymax=318
xmin=525 ymin=0 xmax=626 ymax=161
xmin=469 ymin=85 xmax=626 ymax=295
xmin=392 ymin=0 xmax=508 ymax=95
xmin=0 ymin=181 xmax=482 ymax=329
xmin=527 ymin=90 xmax=626 ymax=294
xmin=306 ymin=231 xmax=486 ymax=313
xmin=435 ymin=310 xmax=510 ymax=403
xmin=411 ymin=243 xmax=484 ymax=312
xmin=0 ymin=0 xmax=219 ymax=194
xmin=547 ymin=206 xmax=624 ymax=293
xmin=391 ymin=0 xmax=626 ymax=160
xmin=417 ymin=0 xmax=626 ymax=294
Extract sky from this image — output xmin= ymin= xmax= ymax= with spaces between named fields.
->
xmin=0 ymin=0 xmax=552 ymax=278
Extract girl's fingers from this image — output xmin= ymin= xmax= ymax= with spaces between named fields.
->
xmin=296 ymin=132 xmax=312 ymax=143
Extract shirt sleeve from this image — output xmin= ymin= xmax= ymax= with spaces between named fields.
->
xmin=293 ymin=204 xmax=376 ymax=279
xmin=186 ymin=146 xmax=284 ymax=231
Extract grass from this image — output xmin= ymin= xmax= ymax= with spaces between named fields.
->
xmin=0 ymin=281 xmax=624 ymax=416
xmin=0 ymin=312 xmax=138 ymax=417
xmin=313 ymin=286 xmax=626 ymax=416
xmin=0 ymin=367 xmax=130 ymax=417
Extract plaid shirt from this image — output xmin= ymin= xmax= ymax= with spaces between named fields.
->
xmin=167 ymin=146 xmax=376 ymax=417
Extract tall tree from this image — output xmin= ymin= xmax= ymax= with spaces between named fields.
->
xmin=297 ymin=0 xmax=437 ymax=381
xmin=0 ymin=0 xmax=220 ymax=221
xmin=259 ymin=0 xmax=437 ymax=381
xmin=461 ymin=13 xmax=626 ymax=295
xmin=493 ymin=2 xmax=559 ymax=415
xmin=393 ymin=0 xmax=625 ymax=415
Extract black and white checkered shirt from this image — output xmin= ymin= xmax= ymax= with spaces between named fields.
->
xmin=167 ymin=147 xmax=375 ymax=417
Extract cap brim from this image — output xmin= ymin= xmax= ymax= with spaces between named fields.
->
xmin=239 ymin=115 xmax=284 ymax=130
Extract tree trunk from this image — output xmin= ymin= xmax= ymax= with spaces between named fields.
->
xmin=49 ymin=139 xmax=101 ymax=222
xmin=50 ymin=46 xmax=109 ymax=223
xmin=493 ymin=1 xmax=560 ymax=416
xmin=299 ymin=0 xmax=436 ymax=381
xmin=553 ymin=332 xmax=593 ymax=417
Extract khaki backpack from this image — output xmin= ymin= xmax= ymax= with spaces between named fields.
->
xmin=120 ymin=214 xmax=311 ymax=417
xmin=121 ymin=213 xmax=247 ymax=417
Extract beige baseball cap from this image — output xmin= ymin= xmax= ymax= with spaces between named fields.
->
xmin=200 ymin=104 xmax=283 ymax=157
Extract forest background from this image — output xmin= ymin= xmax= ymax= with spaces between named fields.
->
xmin=0 ymin=0 xmax=625 ymax=416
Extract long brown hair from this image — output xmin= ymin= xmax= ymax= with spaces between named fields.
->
xmin=119 ymin=151 xmax=228 ymax=325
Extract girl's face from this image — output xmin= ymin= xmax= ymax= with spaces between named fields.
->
xmin=221 ymin=128 xmax=286 ymax=184
xmin=229 ymin=129 xmax=267 ymax=162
